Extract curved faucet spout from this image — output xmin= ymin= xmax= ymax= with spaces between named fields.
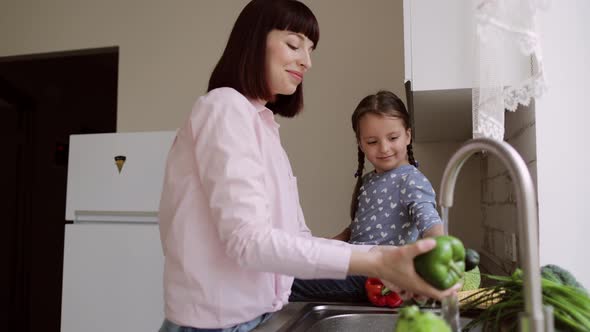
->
xmin=439 ymin=138 xmax=547 ymax=332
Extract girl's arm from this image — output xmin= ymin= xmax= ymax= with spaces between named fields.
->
xmin=331 ymin=227 xmax=351 ymax=241
xmin=423 ymin=223 xmax=444 ymax=238
xmin=403 ymin=172 xmax=445 ymax=238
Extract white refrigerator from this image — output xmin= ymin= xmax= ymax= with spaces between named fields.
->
xmin=61 ymin=131 xmax=176 ymax=332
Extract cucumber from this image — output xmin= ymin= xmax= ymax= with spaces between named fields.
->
xmin=465 ymin=248 xmax=480 ymax=272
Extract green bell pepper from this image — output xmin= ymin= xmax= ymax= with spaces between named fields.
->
xmin=414 ymin=235 xmax=465 ymax=290
xmin=394 ymin=305 xmax=451 ymax=332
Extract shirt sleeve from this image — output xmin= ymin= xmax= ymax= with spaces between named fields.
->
xmin=191 ymin=89 xmax=350 ymax=280
xmin=401 ymin=172 xmax=443 ymax=236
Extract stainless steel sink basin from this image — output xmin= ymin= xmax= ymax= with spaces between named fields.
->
xmin=275 ymin=303 xmax=479 ymax=332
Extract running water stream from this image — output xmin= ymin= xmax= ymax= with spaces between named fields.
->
xmin=442 ymin=294 xmax=461 ymax=331
xmin=441 ymin=207 xmax=462 ymax=331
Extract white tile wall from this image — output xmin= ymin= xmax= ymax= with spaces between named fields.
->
xmin=479 ymin=105 xmax=537 ymax=272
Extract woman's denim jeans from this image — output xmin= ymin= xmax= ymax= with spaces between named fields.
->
xmin=158 ymin=313 xmax=272 ymax=332
xmin=159 ymin=276 xmax=368 ymax=331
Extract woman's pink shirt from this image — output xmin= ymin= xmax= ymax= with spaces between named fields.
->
xmin=158 ymin=88 xmax=371 ymax=328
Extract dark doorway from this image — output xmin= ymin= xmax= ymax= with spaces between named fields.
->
xmin=0 ymin=47 xmax=118 ymax=332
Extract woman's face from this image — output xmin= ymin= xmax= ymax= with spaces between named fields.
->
xmin=265 ymin=29 xmax=314 ymax=97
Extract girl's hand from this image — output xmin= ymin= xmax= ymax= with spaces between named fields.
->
xmin=373 ymin=239 xmax=462 ymax=301
xmin=380 ymin=282 xmax=428 ymax=302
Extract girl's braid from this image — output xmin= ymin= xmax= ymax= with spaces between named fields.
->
xmin=407 ymin=142 xmax=419 ymax=168
xmin=350 ymin=146 xmax=365 ymax=220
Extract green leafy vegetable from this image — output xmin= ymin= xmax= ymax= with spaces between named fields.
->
xmin=461 ymin=268 xmax=590 ymax=331
xmin=541 ymin=264 xmax=588 ymax=295
xmin=460 ymin=266 xmax=481 ymax=292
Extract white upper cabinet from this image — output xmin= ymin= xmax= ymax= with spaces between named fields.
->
xmin=403 ymin=0 xmax=474 ymax=142
xmin=402 ymin=1 xmax=531 ymax=142
xmin=404 ymin=0 xmax=474 ymax=91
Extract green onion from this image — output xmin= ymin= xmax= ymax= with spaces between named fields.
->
xmin=460 ymin=269 xmax=590 ymax=332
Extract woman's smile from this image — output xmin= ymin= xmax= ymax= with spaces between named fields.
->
xmin=287 ymin=70 xmax=303 ymax=81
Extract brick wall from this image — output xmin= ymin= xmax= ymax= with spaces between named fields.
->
xmin=479 ymin=103 xmax=537 ymax=276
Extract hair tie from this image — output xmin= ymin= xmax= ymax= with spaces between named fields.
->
xmin=354 ymin=170 xmax=362 ymax=178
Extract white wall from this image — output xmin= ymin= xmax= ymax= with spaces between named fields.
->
xmin=0 ymin=0 xmax=406 ymax=237
xmin=536 ymin=1 xmax=590 ymax=288
xmin=476 ymin=105 xmax=537 ymax=275
xmin=0 ymin=0 xmax=249 ymax=131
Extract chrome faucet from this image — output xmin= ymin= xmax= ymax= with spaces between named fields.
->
xmin=438 ymin=138 xmax=551 ymax=332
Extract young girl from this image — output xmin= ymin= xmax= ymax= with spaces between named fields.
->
xmin=290 ymin=90 xmax=444 ymax=303
xmin=334 ymin=90 xmax=444 ymax=245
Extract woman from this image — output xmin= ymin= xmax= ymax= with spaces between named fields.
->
xmin=158 ymin=1 xmax=460 ymax=331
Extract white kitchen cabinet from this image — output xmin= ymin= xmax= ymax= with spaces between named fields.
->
xmin=403 ymin=0 xmax=474 ymax=91
xmin=403 ymin=0 xmax=530 ymax=143
xmin=403 ymin=0 xmax=474 ymax=142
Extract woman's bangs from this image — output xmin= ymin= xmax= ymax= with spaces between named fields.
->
xmin=273 ymin=2 xmax=319 ymax=47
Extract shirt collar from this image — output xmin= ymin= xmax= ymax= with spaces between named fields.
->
xmin=249 ymin=98 xmax=280 ymax=129
xmin=249 ymin=98 xmax=267 ymax=112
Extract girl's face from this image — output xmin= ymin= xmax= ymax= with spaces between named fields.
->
xmin=358 ymin=113 xmax=412 ymax=174
xmin=265 ymin=29 xmax=314 ymax=97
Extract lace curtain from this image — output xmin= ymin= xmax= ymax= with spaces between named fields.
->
xmin=472 ymin=0 xmax=549 ymax=140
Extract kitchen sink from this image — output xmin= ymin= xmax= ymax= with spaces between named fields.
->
xmin=275 ymin=303 xmax=480 ymax=332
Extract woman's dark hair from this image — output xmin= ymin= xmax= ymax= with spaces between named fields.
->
xmin=208 ymin=0 xmax=319 ymax=117
xmin=349 ymin=90 xmax=417 ymax=220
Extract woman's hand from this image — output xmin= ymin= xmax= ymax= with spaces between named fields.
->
xmin=372 ymin=239 xmax=461 ymax=301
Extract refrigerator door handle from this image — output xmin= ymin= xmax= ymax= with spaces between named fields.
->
xmin=73 ymin=210 xmax=158 ymax=224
